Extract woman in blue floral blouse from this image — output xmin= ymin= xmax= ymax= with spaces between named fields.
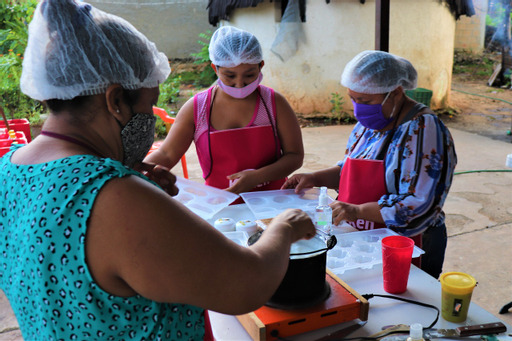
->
xmin=282 ymin=50 xmax=457 ymax=278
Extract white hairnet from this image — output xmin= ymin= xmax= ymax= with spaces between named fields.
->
xmin=341 ymin=50 xmax=417 ymax=94
xmin=209 ymin=26 xmax=263 ymax=68
xmin=20 ymin=0 xmax=171 ymax=101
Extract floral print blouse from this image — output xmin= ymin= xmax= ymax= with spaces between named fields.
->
xmin=337 ymin=113 xmax=457 ymax=236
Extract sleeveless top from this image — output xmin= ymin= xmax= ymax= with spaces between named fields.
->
xmin=0 ymin=145 xmax=204 ymax=341
xmin=193 ymin=85 xmax=277 ymax=179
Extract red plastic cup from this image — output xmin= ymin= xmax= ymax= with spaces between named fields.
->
xmin=381 ymin=235 xmax=414 ymax=294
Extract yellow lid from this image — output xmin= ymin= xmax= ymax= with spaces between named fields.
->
xmin=440 ymin=272 xmax=476 ymax=295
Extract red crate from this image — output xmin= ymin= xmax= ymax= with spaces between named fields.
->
xmin=0 ymin=131 xmax=27 ymax=157
xmin=0 ymin=118 xmax=31 ymax=142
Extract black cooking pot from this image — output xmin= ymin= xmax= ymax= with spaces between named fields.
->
xmin=248 ymin=231 xmax=337 ymax=310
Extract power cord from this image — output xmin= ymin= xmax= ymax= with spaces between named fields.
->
xmin=323 ymin=293 xmax=440 ymax=341
xmin=361 ymin=294 xmax=440 ymax=329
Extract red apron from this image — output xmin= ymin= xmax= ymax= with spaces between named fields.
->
xmin=338 ymin=157 xmax=387 ymax=230
xmin=338 ymin=157 xmax=422 ymax=266
xmin=205 ymin=125 xmax=285 ymax=191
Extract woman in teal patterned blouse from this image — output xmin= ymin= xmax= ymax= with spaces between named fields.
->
xmin=0 ymin=1 xmax=316 ymax=340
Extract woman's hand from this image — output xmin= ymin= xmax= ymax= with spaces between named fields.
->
xmin=271 ymin=208 xmax=316 ymax=243
xmin=134 ymin=162 xmax=179 ymax=196
xmin=280 ymin=173 xmax=316 ymax=193
xmin=225 ymin=169 xmax=264 ymax=194
xmin=330 ymin=200 xmax=359 ymax=225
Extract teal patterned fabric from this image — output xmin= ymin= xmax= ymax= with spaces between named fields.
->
xmin=0 ymin=146 xmax=204 ymax=340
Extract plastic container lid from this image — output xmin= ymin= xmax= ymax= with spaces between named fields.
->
xmin=318 ymin=186 xmax=329 ymax=206
xmin=235 ymin=220 xmax=258 ymax=234
xmin=440 ymin=272 xmax=476 ymax=295
xmin=214 ymin=218 xmax=236 ymax=232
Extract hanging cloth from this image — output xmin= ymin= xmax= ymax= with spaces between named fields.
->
xmin=271 ymin=0 xmax=306 ymax=62
xmin=207 ymin=0 xmax=264 ymax=26
xmin=206 ymin=0 xmax=306 ymax=26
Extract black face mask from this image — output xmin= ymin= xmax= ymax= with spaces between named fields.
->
xmin=118 ymin=112 xmax=156 ymax=168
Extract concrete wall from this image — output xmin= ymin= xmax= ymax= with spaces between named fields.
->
xmin=390 ymin=0 xmax=456 ymax=109
xmin=228 ymin=0 xmax=457 ymax=113
xmin=87 ymin=0 xmax=212 ymax=59
xmin=454 ymin=0 xmax=488 ymax=52
xmin=88 ymin=0 xmax=459 ymax=113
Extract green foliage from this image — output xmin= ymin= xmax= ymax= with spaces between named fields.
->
xmin=190 ymin=30 xmax=217 ymax=88
xmin=154 ymin=74 xmax=180 ymax=138
xmin=0 ymin=0 xmax=44 ymax=123
xmin=0 ymin=0 xmax=35 ymax=54
xmin=157 ymin=74 xmax=181 ymax=109
xmin=328 ymin=92 xmax=354 ymax=123
xmin=485 ymin=1 xmax=509 ymax=28
xmin=194 ymin=67 xmax=216 ymax=88
xmin=154 ymin=118 xmax=169 ymax=138
xmin=434 ymin=106 xmax=459 ymax=119
xmin=452 ymin=50 xmax=495 ymax=78
xmin=190 ymin=30 xmax=212 ymax=64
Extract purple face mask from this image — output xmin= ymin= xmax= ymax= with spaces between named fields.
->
xmin=352 ymin=92 xmax=393 ymax=130
xmin=218 ymin=73 xmax=263 ymax=99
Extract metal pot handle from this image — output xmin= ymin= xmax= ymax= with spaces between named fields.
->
xmin=326 ymin=234 xmax=337 ymax=250
xmin=247 ymin=230 xmax=337 ymax=256
xmin=316 ymin=229 xmax=337 ymax=250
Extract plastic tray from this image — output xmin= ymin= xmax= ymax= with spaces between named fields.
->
xmin=327 ymin=228 xmax=424 ymax=275
xmin=222 ymin=231 xmax=250 ymax=247
xmin=239 ymin=188 xmax=334 ymax=220
xmin=173 ymin=177 xmax=239 ymax=219
xmin=206 ymin=204 xmax=257 ymax=226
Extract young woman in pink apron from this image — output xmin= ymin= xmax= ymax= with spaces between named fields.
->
xmin=282 ymin=51 xmax=457 ymax=279
xmin=145 ymin=26 xmax=304 ymax=195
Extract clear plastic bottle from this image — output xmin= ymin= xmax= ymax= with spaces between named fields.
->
xmin=406 ymin=323 xmax=425 ymax=341
xmin=315 ymin=186 xmax=332 ymax=235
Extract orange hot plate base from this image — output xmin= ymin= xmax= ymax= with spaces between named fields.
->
xmin=236 ymin=269 xmax=369 ymax=341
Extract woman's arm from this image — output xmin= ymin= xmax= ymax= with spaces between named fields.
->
xmin=86 ymin=176 xmax=316 ymax=315
xmin=281 ymin=166 xmax=342 ymax=193
xmin=330 ymin=116 xmax=456 ymax=229
xmin=378 ymin=115 xmax=457 ymax=233
xmin=144 ymin=97 xmax=195 ymax=170
xmin=225 ymin=91 xmax=304 ymax=193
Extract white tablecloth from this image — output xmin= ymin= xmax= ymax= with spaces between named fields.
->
xmin=207 ymin=204 xmax=512 ymax=340
xmin=210 ymin=265 xmax=512 ymax=340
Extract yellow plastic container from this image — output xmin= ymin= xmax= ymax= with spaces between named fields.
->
xmin=440 ymin=272 xmax=477 ymax=322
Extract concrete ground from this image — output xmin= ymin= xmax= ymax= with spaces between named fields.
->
xmin=1 ymin=125 xmax=511 ymax=339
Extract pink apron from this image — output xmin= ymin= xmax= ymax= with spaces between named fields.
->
xmin=338 ymin=157 xmax=422 ymax=266
xmin=205 ymin=125 xmax=285 ymax=192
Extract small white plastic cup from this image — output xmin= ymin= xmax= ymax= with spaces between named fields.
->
xmin=408 ymin=323 xmax=423 ymax=340
xmin=506 ymin=154 xmax=512 ymax=168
